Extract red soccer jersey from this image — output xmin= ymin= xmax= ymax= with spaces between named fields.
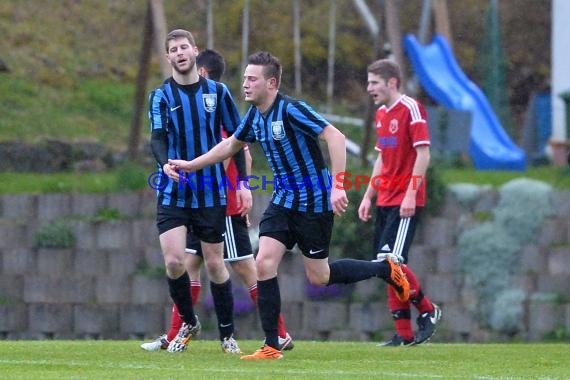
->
xmin=223 ymin=145 xmax=248 ymax=216
xmin=221 ymin=128 xmax=248 ymax=216
xmin=373 ymin=95 xmax=430 ymax=207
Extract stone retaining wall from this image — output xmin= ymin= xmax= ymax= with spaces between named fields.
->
xmin=0 ymin=189 xmax=569 ymax=342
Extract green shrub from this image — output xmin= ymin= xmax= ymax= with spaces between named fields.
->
xmin=458 ymin=222 xmax=522 ymax=333
xmin=494 ymin=178 xmax=554 ymax=244
xmin=543 ymin=326 xmax=570 ymax=342
xmin=114 ymin=161 xmax=148 ymax=191
xmin=33 ymin=220 xmax=76 ymax=249
xmin=489 ymin=289 xmax=525 ymax=335
xmin=91 ymin=208 xmax=124 ymax=223
xmin=473 ymin=210 xmax=493 ymax=222
xmin=425 ymin=164 xmax=447 ymax=215
xmin=458 ymin=222 xmax=520 ymax=286
xmin=456 ymin=178 xmax=555 ymax=336
xmin=134 ymin=260 xmax=165 ymax=279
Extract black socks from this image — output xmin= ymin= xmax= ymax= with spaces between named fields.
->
xmin=328 ymin=259 xmax=389 ymax=285
xmin=210 ymin=279 xmax=235 ymax=340
xmin=257 ymin=277 xmax=281 ymax=349
xmin=167 ymin=272 xmax=197 ymax=326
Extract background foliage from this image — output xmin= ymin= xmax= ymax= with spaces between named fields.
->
xmin=33 ymin=219 xmax=76 ymax=249
xmin=0 ymin=0 xmax=551 ymax=149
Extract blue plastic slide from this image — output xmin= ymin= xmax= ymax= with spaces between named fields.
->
xmin=404 ymin=34 xmax=526 ymax=170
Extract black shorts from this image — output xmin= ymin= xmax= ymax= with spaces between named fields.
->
xmin=156 ymin=204 xmax=226 ymax=243
xmin=374 ymin=206 xmax=422 ymax=263
xmin=258 ymin=203 xmax=333 ymax=259
xmin=185 ymin=215 xmax=253 ymax=262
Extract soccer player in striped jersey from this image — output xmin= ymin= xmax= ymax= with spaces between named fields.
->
xmin=142 ymin=49 xmax=293 ymax=353
xmin=168 ymin=51 xmax=410 ymax=360
xmin=148 ymin=29 xmax=250 ymax=353
xmin=358 ymin=59 xmax=442 ymax=347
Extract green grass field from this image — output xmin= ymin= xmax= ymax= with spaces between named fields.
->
xmin=0 ymin=340 xmax=568 ymax=379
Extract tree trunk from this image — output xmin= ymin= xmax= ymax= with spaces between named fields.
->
xmin=150 ymin=0 xmax=169 ymax=79
xmin=385 ymin=0 xmax=405 ymax=84
xmin=127 ymin=0 xmax=154 ymax=162
xmin=207 ymin=0 xmax=214 ymax=49
xmin=326 ymin=0 xmax=337 ymax=113
xmin=241 ymin=0 xmax=250 ymax=77
xmin=432 ymin=0 xmax=452 ymax=48
xmin=352 ymin=0 xmax=381 ymax=168
xmin=293 ymin=0 xmax=302 ymax=96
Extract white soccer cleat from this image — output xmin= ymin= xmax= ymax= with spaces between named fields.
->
xmin=221 ymin=335 xmax=242 ymax=354
xmin=373 ymin=252 xmax=404 ymax=265
xmin=140 ymin=334 xmax=169 ymax=351
xmin=167 ymin=317 xmax=201 ymax=353
xmin=278 ymin=332 xmax=295 ymax=351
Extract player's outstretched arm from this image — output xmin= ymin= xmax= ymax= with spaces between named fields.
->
xmin=169 ymin=136 xmax=245 ymax=177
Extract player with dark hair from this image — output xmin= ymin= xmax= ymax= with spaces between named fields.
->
xmin=148 ymin=29 xmax=250 ymax=354
xmin=168 ymin=51 xmax=410 ymax=360
xmin=142 ymin=48 xmax=293 ymax=352
xmin=196 ymin=49 xmax=226 ymax=83
xmin=358 ymin=59 xmax=441 ymax=346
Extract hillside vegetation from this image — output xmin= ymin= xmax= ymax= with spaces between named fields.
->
xmin=0 ymin=1 xmax=147 ymax=147
xmin=0 ymin=0 xmax=550 ymax=151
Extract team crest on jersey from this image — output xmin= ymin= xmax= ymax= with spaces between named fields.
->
xmin=389 ymin=119 xmax=399 ymax=134
xmin=202 ymin=94 xmax=217 ymax=112
xmin=271 ymin=121 xmax=285 ymax=140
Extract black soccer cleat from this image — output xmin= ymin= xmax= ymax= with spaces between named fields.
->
xmin=414 ymin=303 xmax=442 ymax=345
xmin=377 ymin=333 xmax=414 ymax=347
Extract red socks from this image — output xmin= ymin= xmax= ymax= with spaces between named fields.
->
xmin=387 ymin=265 xmax=434 ymax=340
xmin=401 ymin=265 xmax=434 ymax=314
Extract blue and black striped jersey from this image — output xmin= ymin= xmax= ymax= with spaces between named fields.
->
xmin=234 ymin=93 xmax=332 ymax=213
xmin=149 ymin=76 xmax=241 ymax=208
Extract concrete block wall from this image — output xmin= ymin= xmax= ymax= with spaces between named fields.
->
xmin=0 ymin=189 xmax=569 ymax=342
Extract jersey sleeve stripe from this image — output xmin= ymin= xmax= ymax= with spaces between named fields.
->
xmin=401 ymin=95 xmax=424 ymax=123
xmin=413 ymin=140 xmax=431 ymax=147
